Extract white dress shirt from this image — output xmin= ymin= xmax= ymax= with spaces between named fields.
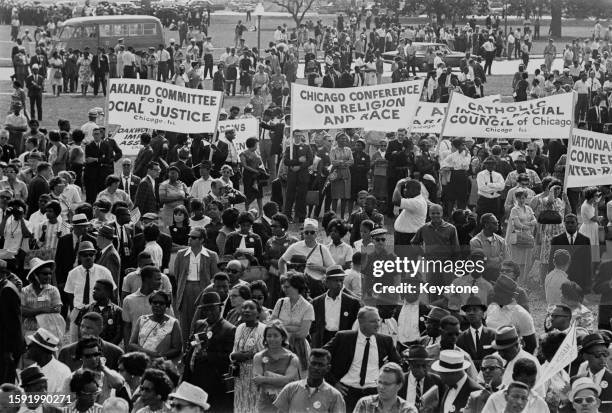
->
xmin=187 ymin=248 xmax=209 ymax=281
xmin=341 ymin=331 xmax=379 ymax=389
xmin=477 ymin=169 xmax=505 ymax=198
xmin=405 ymin=372 xmax=424 ymax=405
xmin=470 ymin=326 xmax=483 ymax=350
xmin=64 ymin=264 xmax=115 ymax=309
xmin=443 ymin=374 xmax=468 ymax=413
xmin=324 ymin=292 xmax=342 ymax=331
xmin=189 ymin=176 xmax=213 ymax=200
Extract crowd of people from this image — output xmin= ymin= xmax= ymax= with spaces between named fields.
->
xmin=5 ymin=3 xmax=612 ymax=413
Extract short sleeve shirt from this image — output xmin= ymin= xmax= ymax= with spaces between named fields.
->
xmin=486 ymin=302 xmax=536 ymax=337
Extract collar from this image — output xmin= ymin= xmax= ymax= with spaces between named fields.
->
xmin=451 ymin=374 xmax=468 ymax=391
xmin=470 ymin=325 xmax=483 ymax=334
xmin=185 ymin=247 xmax=209 ymax=258
xmin=100 ymin=243 xmax=112 ymax=255
xmin=325 ymin=291 xmax=342 ymax=302
xmin=357 ymin=329 xmax=374 ymax=343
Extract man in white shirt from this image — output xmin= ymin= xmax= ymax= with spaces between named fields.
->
xmin=23 ymin=328 xmax=71 ymax=394
xmin=189 ymin=161 xmax=214 ymax=201
xmin=489 ymin=326 xmax=541 ymax=389
xmin=155 ymin=43 xmax=171 ymax=82
xmin=544 ymin=249 xmax=571 ymax=306
xmin=399 ymin=345 xmax=441 ymax=410
xmin=476 ymin=157 xmax=505 ymax=222
xmin=80 ymin=109 xmax=99 ymax=145
xmin=121 ymin=46 xmax=136 ymax=78
xmin=64 ymin=241 xmax=116 ymax=343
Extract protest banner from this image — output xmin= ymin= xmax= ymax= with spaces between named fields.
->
xmin=565 ymin=129 xmax=612 ymax=188
xmin=106 ymin=78 xmax=223 ymax=134
xmin=111 ymin=126 xmax=151 ymax=156
xmin=412 ymin=95 xmax=501 ymax=134
xmin=440 ymin=92 xmax=575 ymax=139
xmin=217 ymin=118 xmax=260 ymax=152
xmin=534 ymin=322 xmax=577 ymax=390
xmin=291 ymin=80 xmax=424 ymax=131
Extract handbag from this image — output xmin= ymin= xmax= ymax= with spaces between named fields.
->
xmin=222 ymin=363 xmax=239 ymax=393
xmin=306 ymin=190 xmax=320 ymax=206
xmin=53 ymin=70 xmax=63 ymax=79
xmin=537 ymin=209 xmax=562 ymax=224
xmin=511 ymin=230 xmax=535 ymax=248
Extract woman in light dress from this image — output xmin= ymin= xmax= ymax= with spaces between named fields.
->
xmin=579 ymin=186 xmax=603 ymax=263
xmin=506 ymin=189 xmax=537 ymax=277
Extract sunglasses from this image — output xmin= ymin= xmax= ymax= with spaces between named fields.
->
xmin=303 ymin=231 xmax=316 ymax=235
xmin=573 ymin=396 xmax=597 ymax=404
xmin=170 ymin=403 xmax=190 ymax=411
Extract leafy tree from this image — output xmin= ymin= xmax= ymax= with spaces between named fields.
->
xmin=270 ymin=0 xmax=318 ymax=27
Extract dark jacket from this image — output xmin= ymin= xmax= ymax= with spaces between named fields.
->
xmin=133 ymin=146 xmax=154 ymax=178
xmin=587 ymin=105 xmax=609 ymax=133
xmin=435 ymin=376 xmax=483 ymax=413
xmin=58 ymin=338 xmax=124 ymax=371
xmin=455 ymin=327 xmax=496 ymax=370
xmin=223 ymin=231 xmax=263 ymax=263
xmin=398 ymin=372 xmax=442 ymax=404
xmin=90 ymin=54 xmax=110 ymax=74
xmin=55 ymin=233 xmax=97 ymax=287
xmin=595 ymin=260 xmax=612 ymax=329
xmin=118 ymin=174 xmax=141 ymax=200
xmin=170 ymin=160 xmax=196 ymax=187
xmin=311 ymin=292 xmax=361 ymax=348
xmin=132 ymin=231 xmax=172 ymax=270
xmin=134 ymin=176 xmax=158 ymax=215
xmin=27 ymin=175 xmax=49 ymax=217
xmin=323 ymin=330 xmax=401 ymax=385
xmin=252 ymin=217 xmax=273 ymax=247
xmin=25 ymin=73 xmax=44 ymax=97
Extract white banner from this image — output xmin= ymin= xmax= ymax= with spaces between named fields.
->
xmin=535 ymin=322 xmax=577 ymax=390
xmin=107 ymin=78 xmax=223 ymax=134
xmin=291 ymin=80 xmax=424 ymax=131
xmin=111 ymin=126 xmax=151 ymax=156
xmin=441 ymin=92 xmax=575 ymax=139
xmin=217 ymin=118 xmax=260 ymax=153
xmin=565 ymin=129 xmax=612 ymax=188
xmin=412 ymin=95 xmax=501 ymax=134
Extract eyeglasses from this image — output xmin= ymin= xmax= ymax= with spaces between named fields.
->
xmin=481 ymin=366 xmax=501 ymax=372
xmin=374 ymin=238 xmax=386 ymax=243
xmin=170 ymin=403 xmax=190 ymax=411
xmin=573 ymin=396 xmax=597 ymax=404
xmin=303 ymin=231 xmax=316 ymax=235
xmin=82 ymin=352 xmax=101 ymax=358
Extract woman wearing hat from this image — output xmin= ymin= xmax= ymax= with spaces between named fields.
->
xmin=159 ymin=166 xmax=188 ymax=229
xmin=21 ymin=258 xmax=63 ymax=339
xmin=168 ymin=382 xmax=210 ymax=412
xmin=505 ymin=188 xmax=537 ymax=277
xmin=329 ymin=133 xmax=354 ymax=220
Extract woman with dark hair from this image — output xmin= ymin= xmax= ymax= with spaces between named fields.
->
xmin=48 ymin=130 xmax=68 ymax=175
xmin=217 ymin=207 xmax=240 ymax=256
xmin=117 ymin=351 xmax=150 ymax=411
xmin=250 ymin=280 xmax=272 ymax=322
xmin=135 ymin=368 xmax=174 ymax=413
xmin=329 ymin=133 xmax=354 ymax=220
xmin=68 ymin=129 xmax=85 ymax=187
xmin=78 ymin=51 xmax=93 ymax=96
xmin=263 ymin=213 xmax=298 ymax=304
xmin=10 ymin=79 xmax=27 ymax=111
xmin=230 ymin=299 xmax=266 ymax=413
xmin=128 ymin=290 xmax=183 ymax=361
xmin=271 ymin=272 xmax=314 ymax=377
xmin=392 ymin=178 xmax=427 ymax=246
xmin=96 ymin=175 xmax=132 ymax=210
xmin=440 ymin=137 xmax=471 ymax=216
xmin=506 ymin=189 xmax=537 ymax=277
xmin=252 ymin=320 xmax=300 ymax=413
xmin=240 ymin=136 xmax=265 ymax=215
xmin=159 ymin=166 xmax=188 ymax=229
xmin=224 ymin=211 xmax=263 ymax=263
xmin=531 ymin=177 xmax=569 ymax=280
xmin=0 ymin=198 xmax=32 ymax=273
xmin=326 ymin=218 xmax=352 ymax=269
xmin=579 ymin=186 xmax=603 ymax=263
xmin=226 ymin=284 xmax=252 ymax=326
xmin=169 ymin=205 xmax=190 ymax=247
xmin=48 ymin=50 xmax=63 ymax=96
xmin=65 ymin=370 xmax=103 ymax=412
xmin=560 ymin=281 xmax=594 ymax=330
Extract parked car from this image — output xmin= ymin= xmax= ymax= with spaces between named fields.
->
xmin=381 ymin=42 xmax=466 ymax=71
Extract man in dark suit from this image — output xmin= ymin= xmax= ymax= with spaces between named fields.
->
xmin=27 ymin=161 xmax=52 ymax=217
xmin=595 ymin=259 xmax=612 ymax=330
xmin=132 ymin=216 xmax=172 ymax=271
xmin=384 ymin=129 xmax=407 ymax=217
xmin=252 ymin=201 xmax=278 ymax=246
xmin=587 ymin=96 xmax=609 ymax=132
xmin=549 ymin=213 xmax=592 ymax=292
xmin=118 ymin=158 xmax=141 ymax=201
xmin=111 ymin=207 xmax=135 ymax=277
xmin=428 ymin=349 xmax=483 ymax=413
xmin=311 ymin=266 xmax=360 ymax=348
xmin=90 ymin=48 xmax=109 ymax=96
xmin=58 ymin=312 xmax=124 ymax=371
xmin=283 ymin=129 xmax=313 ymax=223
xmin=398 ymin=345 xmax=442 ymax=410
xmin=456 ymin=296 xmax=495 ymax=370
xmin=524 ymin=143 xmax=547 ymax=179
xmin=134 ymin=162 xmax=161 ymax=215
xmin=578 ymin=333 xmax=612 ymax=412
xmin=95 ymin=225 xmax=121 ymax=289
xmin=437 ymin=66 xmax=458 ymax=103
xmin=464 ymin=354 xmax=504 ymax=413
xmin=0 ymin=260 xmax=24 ymax=385
xmin=133 ymin=133 xmax=154 ymax=178
xmin=322 ymin=66 xmax=339 ymax=88
xmin=211 ymin=128 xmax=240 ymax=188
xmin=83 ymin=128 xmax=114 ymax=204
xmin=0 ymin=130 xmax=16 ymax=163
xmin=19 ymin=365 xmax=62 ymax=413
xmin=183 ymin=292 xmax=235 ymax=411
xmin=25 ymin=64 xmax=44 ymax=121
xmin=323 ymin=306 xmax=401 ymax=412
xmin=55 ymin=214 xmax=97 ymax=318
xmin=170 ymin=148 xmax=196 ymax=187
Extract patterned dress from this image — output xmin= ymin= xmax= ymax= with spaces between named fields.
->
xmin=531 ymin=194 xmax=566 ymax=264
xmin=233 ymin=322 xmax=266 ymax=413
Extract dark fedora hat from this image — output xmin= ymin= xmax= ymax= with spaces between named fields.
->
xmin=461 ymin=295 xmax=488 ymax=312
xmin=424 ymin=306 xmax=451 ymax=322
xmin=198 ymin=292 xmax=221 ymax=308
xmin=402 ymin=344 xmax=434 ymax=361
xmin=493 ymin=275 xmax=517 ymax=296
xmin=20 ymin=365 xmax=47 ymax=388
xmin=581 ymin=333 xmax=607 ymax=353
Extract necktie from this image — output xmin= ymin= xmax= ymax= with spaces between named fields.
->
xmin=475 ymin=329 xmax=481 ymax=352
xmin=359 ymin=337 xmax=370 ymax=386
xmin=570 ymin=234 xmax=574 ymax=245
xmin=489 ymin=171 xmax=493 ymax=183
xmin=125 ymin=176 xmax=129 ymax=191
xmin=83 ymin=269 xmax=90 ymax=305
xmin=415 ymin=379 xmax=422 ymax=406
